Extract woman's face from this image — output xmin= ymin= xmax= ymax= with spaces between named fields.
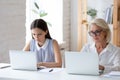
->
xmin=31 ymin=28 xmax=47 ymax=43
xmin=89 ymin=24 xmax=106 ymax=43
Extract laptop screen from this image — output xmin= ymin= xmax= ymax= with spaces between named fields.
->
xmin=9 ymin=50 xmax=37 ymax=71
xmin=65 ymin=51 xmax=99 ymax=75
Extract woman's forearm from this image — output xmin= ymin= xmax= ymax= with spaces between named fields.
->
xmin=37 ymin=62 xmax=62 ymax=68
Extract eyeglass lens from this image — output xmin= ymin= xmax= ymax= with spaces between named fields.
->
xmin=89 ymin=30 xmax=103 ymax=37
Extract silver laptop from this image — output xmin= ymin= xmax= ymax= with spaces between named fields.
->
xmin=9 ymin=50 xmax=37 ymax=71
xmin=65 ymin=51 xmax=99 ymax=76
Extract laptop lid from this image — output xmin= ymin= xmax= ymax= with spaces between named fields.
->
xmin=9 ymin=50 xmax=37 ymax=71
xmin=65 ymin=51 xmax=99 ymax=76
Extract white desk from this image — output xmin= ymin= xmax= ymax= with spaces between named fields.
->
xmin=0 ymin=67 xmax=120 ymax=80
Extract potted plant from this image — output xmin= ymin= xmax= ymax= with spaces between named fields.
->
xmin=32 ymin=2 xmax=52 ymax=26
xmin=87 ymin=8 xmax=97 ymax=19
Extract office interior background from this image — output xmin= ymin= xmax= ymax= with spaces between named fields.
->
xmin=0 ymin=0 xmax=119 ymax=63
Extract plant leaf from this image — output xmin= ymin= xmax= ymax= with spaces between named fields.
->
xmin=39 ymin=13 xmax=48 ymax=17
xmin=32 ymin=9 xmax=39 ymax=14
xmin=34 ymin=2 xmax=39 ymax=9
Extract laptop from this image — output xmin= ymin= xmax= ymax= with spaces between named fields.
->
xmin=9 ymin=50 xmax=38 ymax=71
xmin=65 ymin=51 xmax=99 ymax=76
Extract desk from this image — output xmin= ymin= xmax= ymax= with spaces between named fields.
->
xmin=0 ymin=67 xmax=120 ymax=80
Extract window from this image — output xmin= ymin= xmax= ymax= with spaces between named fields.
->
xmin=26 ymin=0 xmax=63 ymax=43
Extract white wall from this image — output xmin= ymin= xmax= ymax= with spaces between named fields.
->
xmin=63 ymin=0 xmax=71 ymax=50
xmin=70 ymin=0 xmax=78 ymax=51
xmin=0 ymin=0 xmax=26 ymax=62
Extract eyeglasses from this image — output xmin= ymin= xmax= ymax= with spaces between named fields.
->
xmin=88 ymin=30 xmax=103 ymax=37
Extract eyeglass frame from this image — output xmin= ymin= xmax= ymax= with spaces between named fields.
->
xmin=88 ymin=29 xmax=103 ymax=37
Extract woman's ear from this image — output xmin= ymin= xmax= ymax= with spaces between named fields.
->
xmin=104 ymin=31 xmax=107 ymax=40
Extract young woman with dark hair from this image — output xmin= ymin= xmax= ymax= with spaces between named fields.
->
xmin=23 ymin=19 xmax=62 ymax=68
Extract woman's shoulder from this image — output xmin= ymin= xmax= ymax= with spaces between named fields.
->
xmin=51 ymin=39 xmax=58 ymax=45
xmin=108 ymin=43 xmax=119 ymax=49
xmin=80 ymin=43 xmax=94 ymax=52
xmin=30 ymin=39 xmax=36 ymax=43
xmin=47 ymin=39 xmax=58 ymax=43
xmin=48 ymin=39 xmax=59 ymax=47
xmin=52 ymin=39 xmax=58 ymax=42
xmin=27 ymin=39 xmax=36 ymax=46
xmin=107 ymin=43 xmax=120 ymax=52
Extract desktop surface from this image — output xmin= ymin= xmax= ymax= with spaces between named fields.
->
xmin=0 ymin=77 xmax=26 ymax=80
xmin=0 ymin=67 xmax=120 ymax=80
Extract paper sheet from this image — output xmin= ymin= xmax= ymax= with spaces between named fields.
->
xmin=103 ymin=71 xmax=120 ymax=77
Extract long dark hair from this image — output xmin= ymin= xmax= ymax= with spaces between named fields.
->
xmin=30 ymin=19 xmax=52 ymax=39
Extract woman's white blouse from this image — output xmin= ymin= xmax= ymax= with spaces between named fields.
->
xmin=81 ymin=43 xmax=120 ymax=72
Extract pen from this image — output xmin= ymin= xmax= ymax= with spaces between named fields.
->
xmin=0 ymin=65 xmax=10 ymax=69
xmin=49 ymin=69 xmax=53 ymax=72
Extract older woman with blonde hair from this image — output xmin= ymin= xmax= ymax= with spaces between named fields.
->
xmin=81 ymin=18 xmax=120 ymax=72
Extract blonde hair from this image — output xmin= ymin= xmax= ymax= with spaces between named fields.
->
xmin=89 ymin=18 xmax=111 ymax=43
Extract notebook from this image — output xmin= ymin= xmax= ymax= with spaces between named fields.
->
xmin=9 ymin=50 xmax=38 ymax=71
xmin=65 ymin=51 xmax=99 ymax=76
